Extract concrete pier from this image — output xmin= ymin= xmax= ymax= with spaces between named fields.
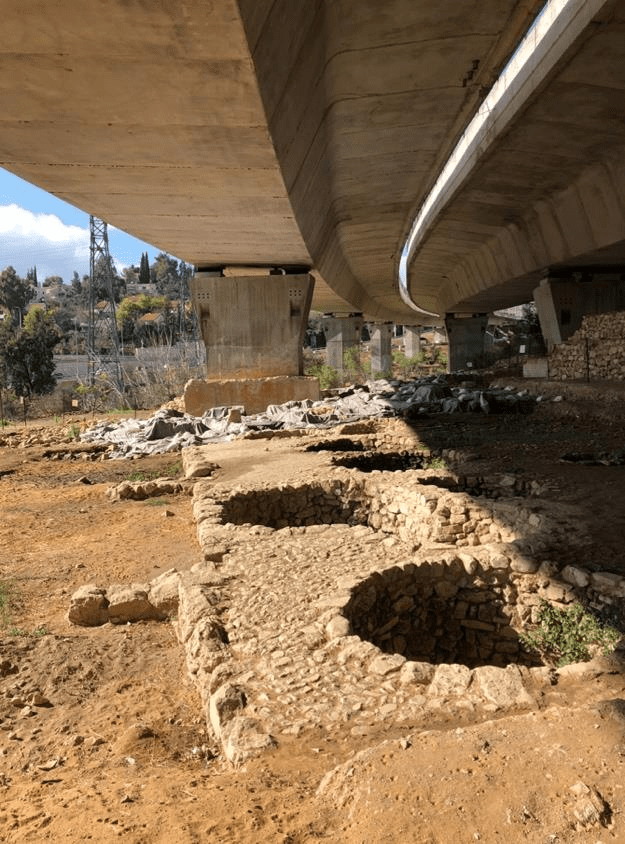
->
xmin=185 ymin=271 xmax=319 ymax=414
xmin=444 ymin=314 xmax=488 ymax=372
xmin=403 ymin=326 xmax=422 ymax=359
xmin=369 ymin=323 xmax=393 ymax=375
xmin=323 ymin=315 xmax=364 ymax=374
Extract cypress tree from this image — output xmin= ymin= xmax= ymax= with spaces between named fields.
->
xmin=139 ymin=252 xmax=150 ymax=286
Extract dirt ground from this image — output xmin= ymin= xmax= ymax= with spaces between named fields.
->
xmin=2 ymin=381 xmax=625 ymax=843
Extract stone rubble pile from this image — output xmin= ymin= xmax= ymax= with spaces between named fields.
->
xmin=106 ymin=478 xmax=194 ymax=502
xmin=67 ymin=569 xmax=182 ymax=626
xmin=78 ymin=377 xmax=541 ymax=458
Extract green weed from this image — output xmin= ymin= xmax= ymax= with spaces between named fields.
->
xmin=0 ymin=581 xmax=48 ymax=638
xmin=305 ymin=363 xmax=339 ymax=391
xmin=127 ymin=459 xmax=182 ymax=483
xmin=427 ymin=456 xmax=448 ymax=470
xmin=519 ymin=599 xmax=620 ymax=667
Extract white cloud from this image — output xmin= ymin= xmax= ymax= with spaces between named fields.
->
xmin=0 ymin=203 xmax=90 ymax=282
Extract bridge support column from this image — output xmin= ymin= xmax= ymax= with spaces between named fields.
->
xmin=185 ymin=271 xmax=319 ymax=415
xmin=323 ymin=314 xmax=364 ymax=374
xmin=533 ymin=276 xmax=579 ymax=350
xmin=444 ymin=314 xmax=488 ymax=372
xmin=369 ymin=322 xmax=393 ymax=376
xmin=403 ymin=326 xmax=422 ymax=359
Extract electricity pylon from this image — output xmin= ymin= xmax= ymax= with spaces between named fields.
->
xmin=87 ymin=216 xmax=123 ymax=392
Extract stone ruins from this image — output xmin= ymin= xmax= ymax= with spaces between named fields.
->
xmin=68 ymin=418 xmax=625 ymax=765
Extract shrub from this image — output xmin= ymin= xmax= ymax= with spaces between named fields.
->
xmin=306 ymin=362 xmax=339 ymax=391
xmin=519 ymin=599 xmax=620 ymax=667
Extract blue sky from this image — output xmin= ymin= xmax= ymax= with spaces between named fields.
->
xmin=0 ymin=167 xmax=168 ymax=283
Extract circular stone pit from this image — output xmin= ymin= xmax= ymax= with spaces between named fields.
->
xmin=343 ymin=559 xmax=537 ymax=669
xmin=305 ymin=438 xmax=366 ymax=453
xmin=331 ymin=450 xmax=432 ymax=472
xmin=218 ymin=480 xmax=369 ymax=529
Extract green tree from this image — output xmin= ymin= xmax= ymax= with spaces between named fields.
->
xmin=152 ymin=253 xmax=180 ymax=297
xmin=70 ymin=271 xmax=82 ymax=295
xmin=43 ymin=274 xmax=64 ymax=288
xmin=139 ymin=252 xmax=151 ymax=286
xmin=0 ymin=308 xmax=59 ymax=398
xmin=0 ymin=266 xmax=35 ymax=326
xmin=116 ymin=294 xmax=166 ymax=343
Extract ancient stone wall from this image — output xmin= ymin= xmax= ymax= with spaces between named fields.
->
xmin=194 ymin=472 xmax=545 ymax=554
xmin=549 ymin=311 xmax=625 ymax=380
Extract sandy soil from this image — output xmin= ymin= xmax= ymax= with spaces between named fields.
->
xmin=1 ymin=385 xmax=625 ymax=843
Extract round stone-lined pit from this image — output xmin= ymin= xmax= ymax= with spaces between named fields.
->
xmin=343 ymin=559 xmax=538 ymax=669
xmin=218 ymin=481 xmax=370 ymax=529
xmin=331 ymin=450 xmax=433 ymax=472
xmin=305 ymin=438 xmax=366 ymax=453
xmin=197 ymin=474 xmax=548 ymax=551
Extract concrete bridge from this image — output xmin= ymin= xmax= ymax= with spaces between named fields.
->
xmin=2 ymin=0 xmax=624 ymax=400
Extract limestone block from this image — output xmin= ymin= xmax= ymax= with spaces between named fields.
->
xmin=590 ymin=571 xmax=625 ymax=596
xmin=392 ymin=595 xmax=414 ymax=614
xmin=539 ymin=583 xmax=575 ymax=603
xmin=209 ymin=683 xmax=246 ymax=740
xmin=193 ymin=499 xmax=221 ymax=524
xmin=472 ymin=664 xmax=534 ymax=709
xmin=314 ymin=592 xmax=352 ymax=611
xmin=183 ymin=446 xmax=220 ymax=479
xmin=325 ymin=615 xmax=350 ymax=640
xmin=148 ymin=569 xmax=180 ymax=618
xmin=510 ymin=556 xmax=540 ymax=574
xmin=220 ymin=716 xmax=276 ymax=765
xmin=185 ymin=616 xmax=228 ymax=678
xmin=368 ymin=653 xmax=406 ymax=675
xmin=67 ymin=584 xmax=109 ymax=627
xmin=399 ymin=661 xmax=435 ymax=685
xmin=107 ymin=585 xmax=155 ymax=624
xmin=488 ymin=551 xmax=509 ymax=569
xmin=458 ymin=553 xmax=478 ymax=575
xmin=176 ymin=584 xmax=217 ymax=643
xmin=428 ymin=664 xmax=472 ymax=697
xmin=435 ymin=581 xmax=458 ymax=599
